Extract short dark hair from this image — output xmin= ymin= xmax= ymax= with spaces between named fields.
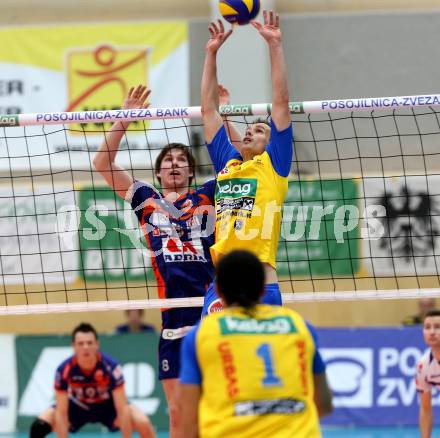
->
xmin=424 ymin=309 xmax=440 ymax=320
xmin=252 ymin=117 xmax=271 ymax=128
xmin=125 ymin=308 xmax=144 ymax=315
xmin=71 ymin=323 xmax=98 ymax=342
xmin=154 ymin=143 xmax=196 ymax=186
xmin=215 ymin=250 xmax=265 ymax=309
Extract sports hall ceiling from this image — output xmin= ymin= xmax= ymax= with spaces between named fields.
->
xmin=2 ymin=0 xmax=440 ymax=25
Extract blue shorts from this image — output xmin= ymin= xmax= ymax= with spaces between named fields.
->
xmin=158 ymin=336 xmax=183 ymax=380
xmin=158 ymin=307 xmax=203 ymax=380
xmin=68 ymin=399 xmax=118 ymax=433
xmin=201 ymin=282 xmax=282 ymax=316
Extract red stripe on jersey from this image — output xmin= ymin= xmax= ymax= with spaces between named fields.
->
xmin=140 ymin=213 xmax=167 ymax=311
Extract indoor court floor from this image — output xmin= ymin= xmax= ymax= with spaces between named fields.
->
xmin=4 ymin=427 xmax=440 ymax=438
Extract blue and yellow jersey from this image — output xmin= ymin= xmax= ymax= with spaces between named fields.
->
xmin=180 ymin=305 xmax=325 ymax=438
xmin=207 ymin=120 xmax=293 ymax=268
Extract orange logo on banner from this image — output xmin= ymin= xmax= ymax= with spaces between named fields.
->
xmin=66 ymin=44 xmax=149 ymax=133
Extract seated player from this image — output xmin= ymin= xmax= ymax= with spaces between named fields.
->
xmin=29 ymin=323 xmax=155 ymax=438
xmin=180 ymin=250 xmax=333 ymax=438
xmin=93 ymin=85 xmax=216 ymax=438
xmin=416 ymin=309 xmax=440 ymax=438
xmin=114 ymin=309 xmax=156 ymax=334
xmin=200 ymin=11 xmax=293 ymax=315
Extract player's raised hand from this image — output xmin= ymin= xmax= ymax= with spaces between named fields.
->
xmin=251 ymin=10 xmax=281 ymax=44
xmin=206 ymin=20 xmax=233 ymax=54
xmin=123 ymin=85 xmax=151 ymax=109
xmin=218 ymin=84 xmax=231 ymax=106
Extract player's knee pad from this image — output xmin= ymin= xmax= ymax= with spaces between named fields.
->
xmin=30 ymin=418 xmax=52 ymax=438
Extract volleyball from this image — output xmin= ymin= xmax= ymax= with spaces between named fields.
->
xmin=219 ymin=0 xmax=261 ymax=26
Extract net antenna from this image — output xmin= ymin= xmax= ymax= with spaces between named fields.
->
xmin=2 ymin=93 xmax=440 ymax=315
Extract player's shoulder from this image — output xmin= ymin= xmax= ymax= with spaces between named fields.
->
xmin=195 ymin=178 xmax=216 ymax=194
xmin=132 ymin=180 xmax=162 ymax=200
xmin=417 ymin=349 xmax=433 ymax=369
xmin=56 ymin=355 xmax=75 ymax=372
xmin=100 ymin=352 xmax=120 ymax=368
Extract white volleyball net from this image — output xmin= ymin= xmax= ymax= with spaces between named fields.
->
xmin=2 ymin=93 xmax=440 ymax=314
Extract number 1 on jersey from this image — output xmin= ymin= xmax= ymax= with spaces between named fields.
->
xmin=256 ymin=343 xmax=282 ymax=387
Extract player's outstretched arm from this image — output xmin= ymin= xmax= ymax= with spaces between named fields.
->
xmin=251 ymin=10 xmax=290 ymax=131
xmin=201 ymin=20 xmax=233 ymax=143
xmin=419 ymin=391 xmax=433 ymax=438
xmin=93 ymin=85 xmax=151 ymax=200
xmin=218 ymin=84 xmax=242 ymax=150
xmin=54 ymin=391 xmax=69 ymax=438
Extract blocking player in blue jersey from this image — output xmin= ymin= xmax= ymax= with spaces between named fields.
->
xmin=29 ymin=323 xmax=155 ymax=438
xmin=93 ymin=85 xmax=216 ymax=438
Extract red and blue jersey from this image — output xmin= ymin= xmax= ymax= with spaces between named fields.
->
xmin=54 ymin=352 xmax=124 ymax=408
xmin=131 ymin=180 xmax=216 ymax=330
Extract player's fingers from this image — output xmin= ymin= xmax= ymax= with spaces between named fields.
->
xmin=141 ymin=88 xmax=151 ymax=101
xmin=135 ymin=84 xmax=143 ymax=97
xmin=250 ymin=21 xmax=262 ymax=31
xmin=275 ymin=13 xmax=280 ymax=28
xmin=263 ymin=9 xmax=268 ymax=25
xmin=224 ymin=29 xmax=233 ymax=40
xmin=219 ymin=19 xmax=225 ymax=33
xmin=269 ymin=10 xmax=274 ymax=26
xmin=211 ymin=21 xmax=220 ymax=35
xmin=128 ymin=87 xmax=134 ymax=99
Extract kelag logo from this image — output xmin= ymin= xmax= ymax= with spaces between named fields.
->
xmin=321 ymin=348 xmax=373 ymax=408
xmin=216 ymin=179 xmax=257 ymax=199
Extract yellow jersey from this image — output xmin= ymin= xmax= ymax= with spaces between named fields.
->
xmin=207 ymin=121 xmax=293 ymax=268
xmin=180 ymin=304 xmax=323 ymax=438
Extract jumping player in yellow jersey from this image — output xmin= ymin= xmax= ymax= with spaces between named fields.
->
xmin=180 ymin=250 xmax=333 ymax=438
xmin=200 ymin=11 xmax=293 ymax=315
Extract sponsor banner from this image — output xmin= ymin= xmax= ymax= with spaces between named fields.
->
xmin=0 ymin=22 xmax=189 ymax=171
xmin=0 ymin=185 xmax=78 ymax=284
xmin=16 ymin=333 xmax=167 ymax=431
xmin=0 ymin=335 xmax=17 ymax=433
xmin=318 ymin=327 xmax=430 ymax=426
xmin=277 ymin=179 xmax=360 ymax=277
xmin=78 ymin=186 xmax=154 ymax=282
xmin=362 ymin=175 xmax=440 ymax=276
xmin=219 ymin=315 xmax=296 ymax=335
xmin=0 ymin=183 xmax=155 ymax=285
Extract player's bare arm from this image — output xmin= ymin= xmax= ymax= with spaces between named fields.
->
xmin=180 ymin=384 xmax=200 ymax=438
xmin=218 ymin=84 xmax=242 ymax=150
xmin=93 ymin=84 xmax=151 ymax=200
xmin=201 ymin=20 xmax=233 ymax=143
xmin=112 ymin=386 xmax=132 ymax=438
xmin=54 ymin=391 xmax=69 ymax=438
xmin=313 ymin=373 xmax=333 ymax=417
xmin=251 ymin=10 xmax=290 ymax=131
xmin=419 ymin=391 xmax=433 ymax=438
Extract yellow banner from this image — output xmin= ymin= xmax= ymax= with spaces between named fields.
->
xmin=0 ymin=22 xmax=188 ymax=131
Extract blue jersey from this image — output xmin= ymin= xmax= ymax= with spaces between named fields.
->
xmin=55 ymin=352 xmax=124 ymax=408
xmin=131 ymin=180 xmax=216 ymax=330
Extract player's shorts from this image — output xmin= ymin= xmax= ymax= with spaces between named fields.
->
xmin=201 ymin=281 xmax=282 ymax=316
xmin=68 ymin=399 xmax=118 ymax=433
xmin=158 ymin=306 xmax=202 ymax=380
xmin=158 ymin=324 xmax=196 ymax=380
